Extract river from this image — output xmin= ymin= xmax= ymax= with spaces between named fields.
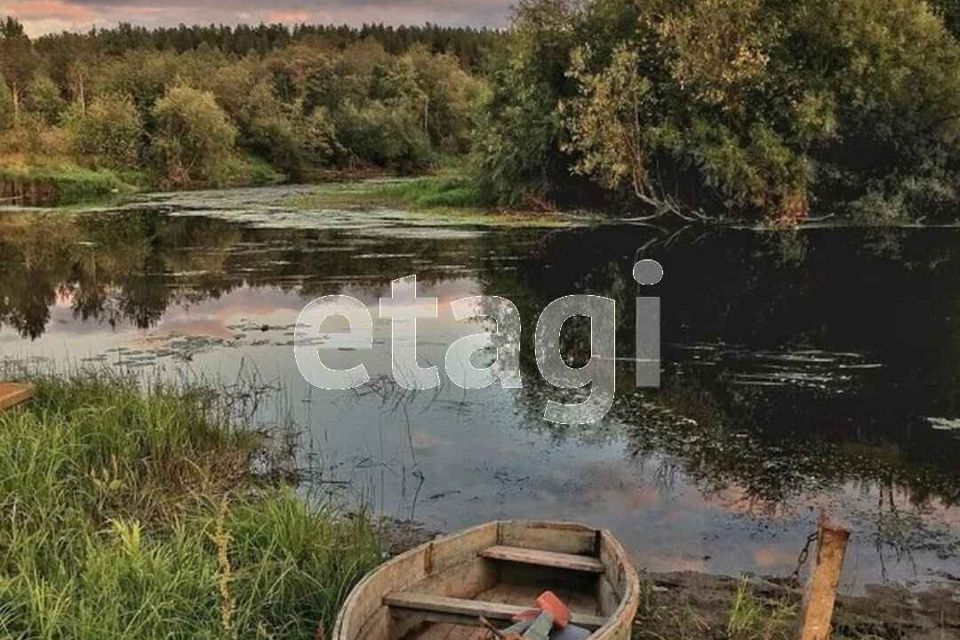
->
xmin=1 ymin=184 xmax=959 ymax=594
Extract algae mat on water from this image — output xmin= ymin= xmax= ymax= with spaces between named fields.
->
xmin=283 ymin=178 xmax=595 ymax=229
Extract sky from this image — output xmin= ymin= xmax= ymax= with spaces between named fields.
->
xmin=0 ymin=0 xmax=513 ymax=37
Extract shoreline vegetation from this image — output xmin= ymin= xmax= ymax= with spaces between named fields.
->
xmin=0 ymin=18 xmax=487 ymax=206
xmin=0 ymin=157 xmax=137 ymax=206
xmin=473 ymin=0 xmax=960 ymax=225
xmin=0 ymin=373 xmax=381 ymax=638
xmin=4 ymin=0 xmax=960 ymax=222
xmin=0 ymin=374 xmax=955 ymax=639
xmin=285 ymin=176 xmax=592 ymax=228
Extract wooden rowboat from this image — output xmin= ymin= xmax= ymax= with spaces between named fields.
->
xmin=0 ymin=383 xmax=34 ymax=412
xmin=334 ymin=521 xmax=639 ymax=640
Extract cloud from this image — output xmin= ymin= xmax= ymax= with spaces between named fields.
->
xmin=4 ymin=0 xmax=94 ymax=21
xmin=0 ymin=0 xmax=513 ymax=37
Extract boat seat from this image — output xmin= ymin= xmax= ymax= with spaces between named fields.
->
xmin=478 ymin=546 xmax=605 ymax=574
xmin=384 ymin=592 xmax=607 ymax=630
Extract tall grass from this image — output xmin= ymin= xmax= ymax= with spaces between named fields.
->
xmin=635 ymin=575 xmax=797 ymax=640
xmin=726 ymin=577 xmax=796 ymax=640
xmin=0 ymin=374 xmax=381 ymax=639
xmin=372 ymin=176 xmax=482 ymax=209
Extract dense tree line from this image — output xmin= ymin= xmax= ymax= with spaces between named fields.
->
xmin=35 ymin=22 xmax=499 ymax=70
xmin=0 ymin=17 xmax=488 ymax=187
xmin=7 ymin=0 xmax=960 ymax=221
xmin=474 ymin=0 xmax=960 ymax=221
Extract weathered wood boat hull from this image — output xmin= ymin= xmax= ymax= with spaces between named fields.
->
xmin=334 ymin=521 xmax=639 ymax=640
xmin=0 ymin=383 xmax=34 ymax=412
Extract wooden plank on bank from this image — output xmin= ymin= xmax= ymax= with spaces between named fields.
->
xmin=384 ymin=593 xmax=606 ymax=630
xmin=0 ymin=383 xmax=34 ymax=412
xmin=479 ymin=546 xmax=605 ymax=573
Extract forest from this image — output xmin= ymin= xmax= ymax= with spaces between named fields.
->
xmin=475 ymin=0 xmax=960 ymax=221
xmin=0 ymin=18 xmax=492 ymax=189
xmin=5 ymin=0 xmax=960 ymax=221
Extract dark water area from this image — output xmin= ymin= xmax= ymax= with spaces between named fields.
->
xmin=1 ymin=186 xmax=959 ymax=594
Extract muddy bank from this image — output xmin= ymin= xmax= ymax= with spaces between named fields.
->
xmin=382 ymin=522 xmax=959 ymax=640
xmin=645 ymin=571 xmax=958 ymax=640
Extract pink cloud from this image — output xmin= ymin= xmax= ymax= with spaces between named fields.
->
xmin=3 ymin=0 xmax=95 ymax=21
xmin=259 ymin=9 xmax=313 ymax=24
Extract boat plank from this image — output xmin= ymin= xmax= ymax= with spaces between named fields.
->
xmin=0 ymin=383 xmax=34 ymax=412
xmin=499 ymin=522 xmax=597 ymax=556
xmin=480 ymin=546 xmax=604 ymax=573
xmin=384 ymin=593 xmax=607 ymax=630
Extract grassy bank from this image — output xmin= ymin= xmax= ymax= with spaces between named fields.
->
xmin=0 ymin=374 xmax=380 ymax=639
xmin=0 ymin=160 xmax=138 ymax=206
xmin=373 ymin=176 xmax=483 ymax=209
xmin=0 ymin=152 xmax=289 ymax=207
xmin=285 ymin=175 xmax=480 ymax=211
xmin=286 ymin=176 xmax=587 ymax=228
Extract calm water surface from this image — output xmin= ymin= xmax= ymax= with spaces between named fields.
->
xmin=2 ymin=185 xmax=959 ymax=593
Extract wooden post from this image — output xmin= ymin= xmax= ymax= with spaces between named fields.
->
xmin=797 ymin=519 xmax=851 ymax=640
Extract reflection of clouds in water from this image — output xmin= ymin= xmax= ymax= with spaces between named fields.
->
xmin=548 ymin=449 xmax=960 ymax=585
xmin=6 ymin=193 xmax=960 ymax=591
xmin=753 ymin=546 xmax=795 ymax=569
xmin=149 ymin=287 xmax=304 ymax=339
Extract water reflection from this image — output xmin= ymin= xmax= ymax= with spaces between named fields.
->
xmin=1 ymin=192 xmax=960 ymax=589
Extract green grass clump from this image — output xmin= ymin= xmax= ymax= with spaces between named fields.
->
xmin=635 ymin=575 xmax=797 ymax=640
xmin=223 ymin=154 xmax=287 ymax=188
xmin=288 ymin=176 xmax=482 ymax=211
xmin=0 ymin=162 xmax=137 ymax=205
xmin=0 ymin=374 xmax=380 ymax=639
xmin=726 ymin=577 xmax=796 ymax=640
xmin=373 ymin=176 xmax=482 ymax=208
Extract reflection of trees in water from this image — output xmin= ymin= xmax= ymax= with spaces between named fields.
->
xmin=0 ymin=212 xmax=244 ymax=338
xmin=620 ymin=380 xmax=960 ymax=509
xmin=0 ymin=211 xmax=514 ymax=339
xmin=5 ymin=209 xmax=960 ymax=512
xmin=480 ymin=224 xmax=960 ymax=509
